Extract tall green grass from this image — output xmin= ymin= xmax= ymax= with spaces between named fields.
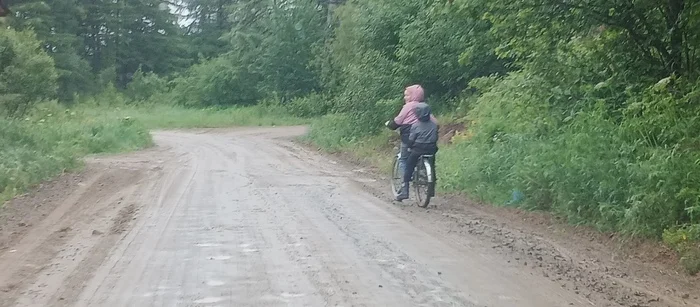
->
xmin=304 ymin=114 xmax=397 ymax=172
xmin=0 ymin=102 xmax=152 ymax=202
xmin=79 ymin=104 xmax=308 ymax=129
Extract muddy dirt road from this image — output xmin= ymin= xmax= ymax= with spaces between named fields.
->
xmin=0 ymin=127 xmax=695 ymax=307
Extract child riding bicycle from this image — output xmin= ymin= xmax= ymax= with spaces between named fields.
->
xmin=385 ymin=85 xmax=439 ymax=201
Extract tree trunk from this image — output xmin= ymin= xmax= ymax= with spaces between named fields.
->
xmin=666 ymin=0 xmax=685 ymax=75
xmin=0 ymin=0 xmax=10 ymax=17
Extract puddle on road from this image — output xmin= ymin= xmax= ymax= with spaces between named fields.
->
xmin=498 ymin=295 xmax=517 ymax=301
xmin=206 ymin=280 xmax=226 ymax=286
xmin=209 ymin=255 xmax=231 ymax=260
xmin=193 ymin=297 xmax=225 ymax=304
xmin=354 ymin=178 xmax=377 ymax=183
xmin=196 ymin=243 xmax=222 ymax=247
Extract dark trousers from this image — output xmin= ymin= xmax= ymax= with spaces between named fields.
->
xmin=398 ymin=142 xmax=409 ymax=176
xmin=403 ymin=151 xmax=436 ymax=184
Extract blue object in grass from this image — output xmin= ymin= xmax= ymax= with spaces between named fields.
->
xmin=506 ymin=189 xmax=525 ymax=206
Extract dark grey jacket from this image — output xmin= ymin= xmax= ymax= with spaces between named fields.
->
xmin=406 ymin=103 xmax=438 ymax=154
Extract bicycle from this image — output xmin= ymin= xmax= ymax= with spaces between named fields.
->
xmin=390 ymin=148 xmax=435 ymax=208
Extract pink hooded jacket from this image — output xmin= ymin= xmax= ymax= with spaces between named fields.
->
xmin=394 ymin=85 xmax=438 ymax=125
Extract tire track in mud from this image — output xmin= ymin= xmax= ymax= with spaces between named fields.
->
xmin=0 ymin=165 xmax=151 ymax=307
xmin=74 ymin=137 xmax=199 ymax=307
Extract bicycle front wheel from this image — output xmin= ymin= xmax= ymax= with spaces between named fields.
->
xmin=390 ymin=153 xmax=402 ymax=197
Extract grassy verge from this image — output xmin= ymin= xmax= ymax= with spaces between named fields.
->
xmin=663 ymin=226 xmax=700 ymax=275
xmin=302 ymin=114 xmax=396 ymax=173
xmin=0 ymin=102 xmax=152 ymax=203
xmin=79 ymin=104 xmax=308 ymax=129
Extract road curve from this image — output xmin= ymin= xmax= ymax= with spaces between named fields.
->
xmin=0 ymin=127 xmax=594 ymax=307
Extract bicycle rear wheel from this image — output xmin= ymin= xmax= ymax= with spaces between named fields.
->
xmin=414 ymin=158 xmax=432 ymax=208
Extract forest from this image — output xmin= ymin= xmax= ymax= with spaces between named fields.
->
xmin=1 ymin=0 xmax=699 ymax=273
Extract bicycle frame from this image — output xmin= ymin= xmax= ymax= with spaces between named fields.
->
xmin=394 ymin=148 xmax=434 ymax=183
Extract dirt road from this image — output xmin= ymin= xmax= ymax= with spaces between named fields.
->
xmin=0 ymin=127 xmax=696 ymax=307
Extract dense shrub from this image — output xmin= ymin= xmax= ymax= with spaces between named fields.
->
xmin=126 ymin=68 xmax=169 ymax=102
xmin=0 ymin=29 xmax=58 ymax=116
xmin=169 ymin=56 xmax=262 ymax=107
xmin=284 ymin=93 xmax=333 ymax=118
xmin=439 ymin=74 xmax=700 ymax=237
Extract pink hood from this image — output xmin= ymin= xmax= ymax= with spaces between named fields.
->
xmin=394 ymin=84 xmax=436 ymax=125
xmin=404 ymin=84 xmax=424 ymax=104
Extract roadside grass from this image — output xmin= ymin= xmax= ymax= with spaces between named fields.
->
xmin=79 ymin=104 xmax=308 ymax=129
xmin=303 ymin=114 xmax=396 ymax=173
xmin=0 ymin=101 xmax=152 ymax=203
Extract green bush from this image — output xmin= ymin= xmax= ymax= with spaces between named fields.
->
xmin=396 ymin=1 xmax=507 ymax=97
xmin=79 ymin=84 xmax=130 ymax=107
xmin=305 ymin=114 xmax=359 ymax=151
xmin=0 ymin=29 xmax=59 ymax=116
xmin=169 ymin=56 xmax=261 ymax=107
xmin=284 ymin=93 xmax=332 ymax=118
xmin=435 ymin=72 xmax=700 ymax=238
xmin=126 ymin=68 xmax=168 ymax=102
xmin=322 ymin=48 xmax=407 ymax=137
